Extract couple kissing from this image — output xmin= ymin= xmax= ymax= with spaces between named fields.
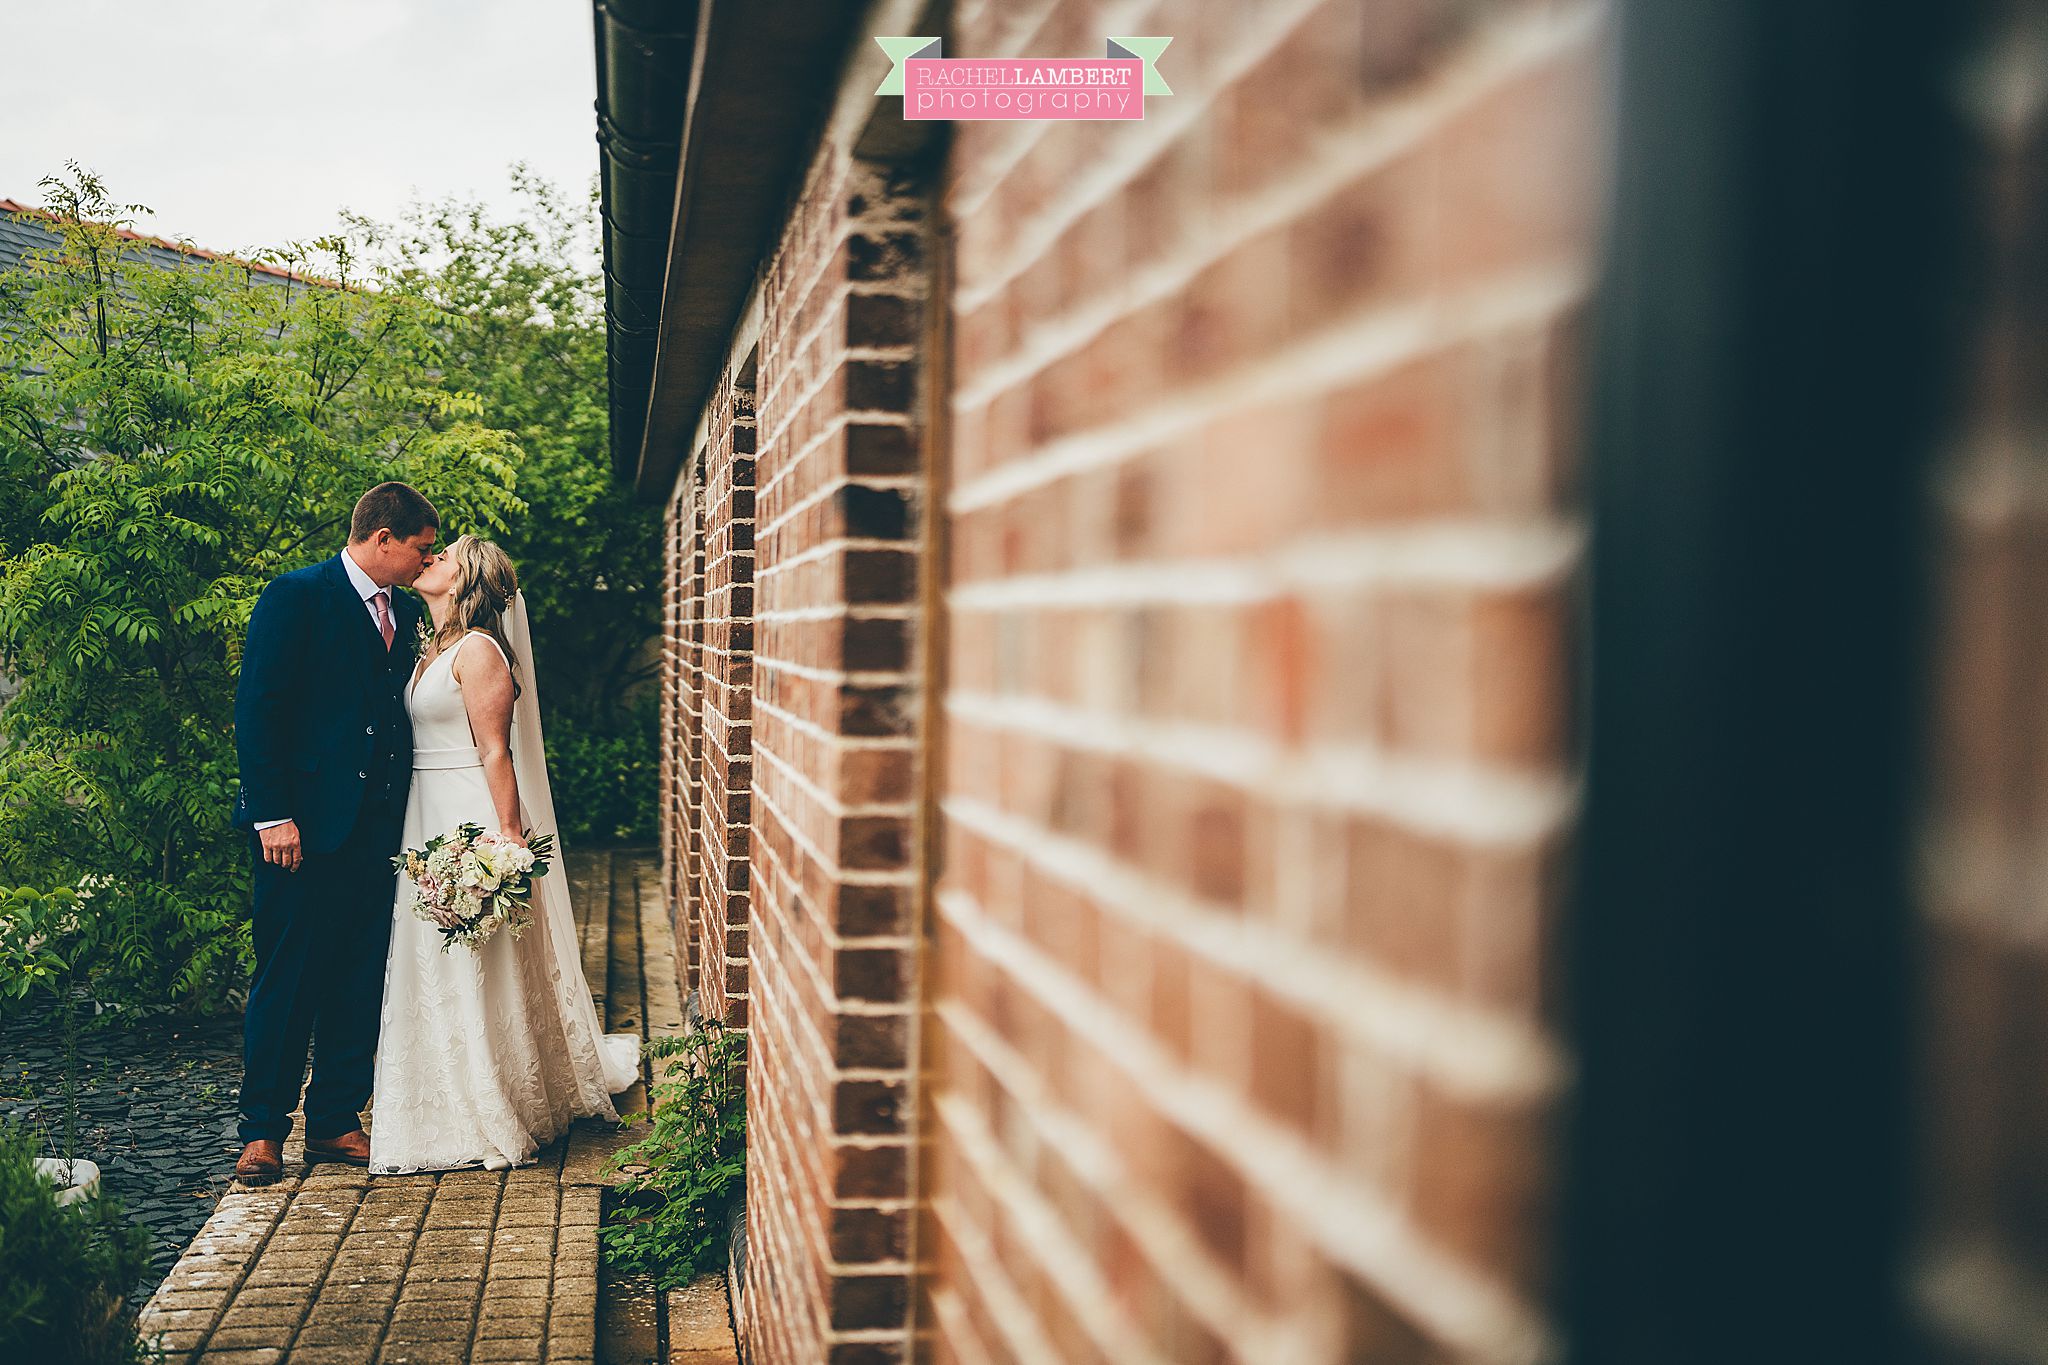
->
xmin=229 ymin=481 xmax=636 ymax=1185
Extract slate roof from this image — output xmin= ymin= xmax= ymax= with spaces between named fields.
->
xmin=0 ymin=198 xmax=335 ymax=289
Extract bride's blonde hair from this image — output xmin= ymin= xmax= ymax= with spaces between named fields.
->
xmin=433 ymin=534 xmax=522 ymax=698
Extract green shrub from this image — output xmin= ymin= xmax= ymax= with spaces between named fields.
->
xmin=350 ymin=174 xmax=663 ymax=833
xmin=0 ymin=168 xmax=661 ymax=1012
xmin=600 ymin=1020 xmax=746 ymax=1289
xmin=545 ymin=697 xmax=657 ymax=846
xmin=0 ymin=885 xmax=81 ymax=1009
xmin=0 ymin=169 xmax=525 ymax=1014
xmin=0 ymin=885 xmax=96 ymax=1163
xmin=0 ymin=1118 xmax=152 ymax=1365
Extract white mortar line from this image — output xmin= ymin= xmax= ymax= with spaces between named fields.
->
xmin=752 ymin=535 xmax=917 ymax=580
xmin=750 ymin=655 xmax=919 ymax=690
xmin=753 ymin=407 xmax=915 ymax=509
xmin=943 ymin=519 xmax=1584 ymax=605
xmin=753 ymin=472 xmax=922 ymax=551
xmin=748 ymin=751 xmax=922 ymax=893
xmin=738 ymin=924 xmax=857 ymax=1100
xmin=750 ymin=733 xmax=920 ymax=822
xmin=748 ymin=690 xmax=921 ymax=755
xmin=754 ymin=603 xmax=919 ymax=624
xmin=759 ymin=351 xmax=912 ymax=469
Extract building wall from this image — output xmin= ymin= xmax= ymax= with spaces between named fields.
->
xmin=661 ymin=459 xmax=708 ymax=991
xmin=920 ymin=0 xmax=1600 ymax=1361
xmin=700 ymin=374 xmax=760 ymax=1030
xmin=659 ymin=475 xmax=691 ymax=975
xmin=658 ymin=0 xmax=1607 ymax=1360
xmin=667 ymin=133 xmax=938 ymax=1360
xmin=747 ymin=141 xmax=934 ymax=1364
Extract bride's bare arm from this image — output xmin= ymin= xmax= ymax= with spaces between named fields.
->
xmin=454 ymin=635 xmax=525 ymax=843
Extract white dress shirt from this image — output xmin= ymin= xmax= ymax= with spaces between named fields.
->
xmin=338 ymin=545 xmax=390 ymax=621
xmin=253 ymin=550 xmax=395 ymax=832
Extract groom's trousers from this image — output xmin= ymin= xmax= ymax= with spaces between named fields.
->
xmin=237 ymin=792 xmax=404 ymax=1145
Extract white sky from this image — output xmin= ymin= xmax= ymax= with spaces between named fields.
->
xmin=0 ymin=0 xmax=600 ymax=261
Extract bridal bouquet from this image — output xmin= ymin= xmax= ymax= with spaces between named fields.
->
xmin=393 ymin=822 xmax=557 ymax=951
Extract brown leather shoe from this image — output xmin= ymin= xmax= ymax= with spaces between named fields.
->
xmin=304 ymin=1129 xmax=371 ymax=1166
xmin=235 ymin=1139 xmax=283 ymax=1186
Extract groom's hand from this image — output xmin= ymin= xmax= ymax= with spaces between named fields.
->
xmin=258 ymin=820 xmax=303 ymax=873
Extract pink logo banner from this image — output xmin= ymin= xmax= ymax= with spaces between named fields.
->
xmin=906 ymin=58 xmax=1142 ymax=121
xmin=876 ymin=37 xmax=1173 ymax=122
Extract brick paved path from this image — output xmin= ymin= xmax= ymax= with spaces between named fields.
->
xmin=137 ymin=849 xmax=683 ymax=1365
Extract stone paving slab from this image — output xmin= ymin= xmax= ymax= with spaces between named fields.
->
xmin=138 ymin=849 xmax=660 ymax=1365
xmin=668 ymin=1274 xmax=741 ymax=1365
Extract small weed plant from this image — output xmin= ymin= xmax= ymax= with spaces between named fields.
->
xmin=600 ymin=1019 xmax=746 ymax=1289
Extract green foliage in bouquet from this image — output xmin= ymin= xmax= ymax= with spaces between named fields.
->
xmin=0 ymin=1118 xmax=152 ymax=1365
xmin=393 ymin=822 xmax=556 ymax=951
xmin=601 ymin=1020 xmax=747 ymax=1289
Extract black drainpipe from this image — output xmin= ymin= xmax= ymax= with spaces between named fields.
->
xmin=593 ymin=0 xmax=696 ymax=479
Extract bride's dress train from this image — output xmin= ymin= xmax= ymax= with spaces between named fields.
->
xmin=369 ymin=616 xmax=638 ymax=1174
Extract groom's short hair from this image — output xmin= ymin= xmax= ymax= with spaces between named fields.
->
xmin=349 ymin=482 xmax=439 ymax=544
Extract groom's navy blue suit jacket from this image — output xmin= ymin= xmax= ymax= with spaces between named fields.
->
xmin=233 ymin=554 xmax=423 ymax=855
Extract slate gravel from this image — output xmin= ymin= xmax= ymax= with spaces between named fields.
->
xmin=0 ymin=1001 xmax=244 ymax=1303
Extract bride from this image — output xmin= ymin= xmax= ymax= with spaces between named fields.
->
xmin=369 ymin=534 xmax=639 ymax=1173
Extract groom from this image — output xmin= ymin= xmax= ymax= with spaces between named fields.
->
xmin=230 ymin=482 xmax=437 ymax=1185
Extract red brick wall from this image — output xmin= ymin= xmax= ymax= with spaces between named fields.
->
xmin=690 ymin=482 xmax=709 ymax=990
xmin=647 ymin=1 xmax=1605 ymax=1358
xmin=717 ymin=138 xmax=936 ymax=1364
xmin=660 ymin=480 xmax=682 ymax=951
xmin=1913 ymin=9 xmax=2048 ymax=1354
xmin=659 ymin=474 xmax=698 ymax=979
xmin=919 ymin=1 xmax=1602 ymax=1360
xmin=696 ymin=374 xmax=759 ymax=1030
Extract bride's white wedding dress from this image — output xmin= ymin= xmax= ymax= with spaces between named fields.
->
xmin=368 ymin=604 xmax=638 ymax=1174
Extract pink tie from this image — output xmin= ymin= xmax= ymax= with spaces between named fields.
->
xmin=372 ymin=589 xmax=394 ymax=650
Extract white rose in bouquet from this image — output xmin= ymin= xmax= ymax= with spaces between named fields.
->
xmin=392 ymin=822 xmax=560 ymax=951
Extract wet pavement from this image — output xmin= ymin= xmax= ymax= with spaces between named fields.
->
xmin=0 ymin=1000 xmax=245 ymax=1303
